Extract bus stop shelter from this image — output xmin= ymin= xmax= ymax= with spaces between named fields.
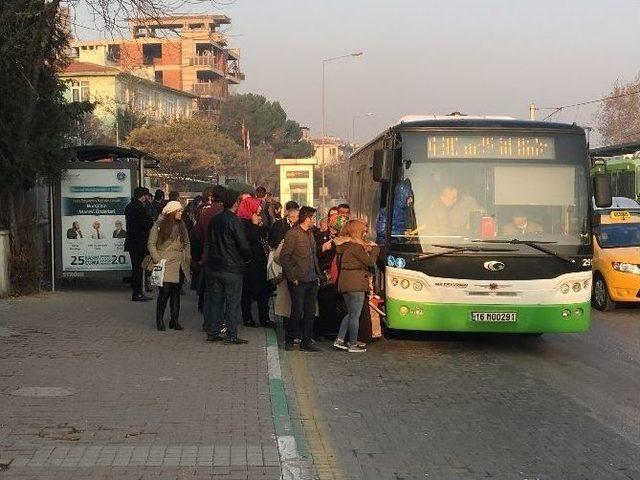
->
xmin=51 ymin=146 xmax=160 ymax=290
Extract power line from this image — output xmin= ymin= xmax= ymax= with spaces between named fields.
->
xmin=542 ymin=87 xmax=640 ymax=121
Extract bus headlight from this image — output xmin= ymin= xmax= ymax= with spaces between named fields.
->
xmin=561 ymin=309 xmax=571 ymax=318
xmin=413 ymin=306 xmax=423 ymax=316
xmin=399 ymin=305 xmax=410 ymax=316
xmin=572 ymin=282 xmax=582 ymax=292
xmin=612 ymin=262 xmax=640 ymax=275
xmin=574 ymin=308 xmax=584 ymax=316
xmin=391 ymin=277 xmax=399 ymax=286
xmin=400 ymin=279 xmax=410 ymax=289
xmin=413 ymin=281 xmax=423 ymax=291
xmin=560 ymin=283 xmax=570 ymax=294
xmin=583 ymin=279 xmax=590 ymax=290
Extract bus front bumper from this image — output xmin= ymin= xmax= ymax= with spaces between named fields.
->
xmin=385 ymin=298 xmax=590 ymax=333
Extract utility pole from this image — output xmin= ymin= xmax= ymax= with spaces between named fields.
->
xmin=529 ymin=102 xmax=536 ymax=121
xmin=321 ymin=51 xmax=363 ymax=214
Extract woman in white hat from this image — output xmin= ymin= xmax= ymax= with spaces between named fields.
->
xmin=148 ymin=200 xmax=191 ymax=331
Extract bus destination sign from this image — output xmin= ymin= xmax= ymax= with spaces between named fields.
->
xmin=427 ymin=135 xmax=556 ymax=160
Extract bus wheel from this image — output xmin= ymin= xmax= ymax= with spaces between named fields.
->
xmin=592 ymin=274 xmax=615 ymax=312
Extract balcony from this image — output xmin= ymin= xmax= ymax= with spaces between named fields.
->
xmin=192 ymin=82 xmax=227 ymax=98
xmin=225 ymin=70 xmax=245 ymax=84
xmin=189 ymin=56 xmax=225 ymax=74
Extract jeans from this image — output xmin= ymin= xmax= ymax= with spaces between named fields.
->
xmin=204 ymin=269 xmax=243 ymax=339
xmin=338 ymin=291 xmax=366 ymax=344
xmin=129 ymin=249 xmax=145 ymax=298
xmin=286 ymin=280 xmax=319 ymax=345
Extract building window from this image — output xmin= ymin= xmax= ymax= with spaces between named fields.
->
xmin=154 ymin=70 xmax=163 ymax=84
xmin=71 ymin=80 xmax=90 ymax=102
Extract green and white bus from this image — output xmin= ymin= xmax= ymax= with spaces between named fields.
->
xmin=591 ymin=142 xmax=640 ymax=203
xmin=348 ymin=115 xmax=610 ymax=334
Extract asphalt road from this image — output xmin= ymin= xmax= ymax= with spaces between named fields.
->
xmin=292 ymin=306 xmax=640 ymax=480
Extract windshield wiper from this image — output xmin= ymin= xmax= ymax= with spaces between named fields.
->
xmin=472 ymin=239 xmax=576 ymax=264
xmin=408 ymin=244 xmax=517 ymax=262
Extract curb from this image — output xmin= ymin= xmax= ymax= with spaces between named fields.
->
xmin=265 ymin=329 xmax=314 ymax=480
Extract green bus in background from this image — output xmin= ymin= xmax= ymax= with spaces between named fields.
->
xmin=591 ymin=142 xmax=640 ymax=203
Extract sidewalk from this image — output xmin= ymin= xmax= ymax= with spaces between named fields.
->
xmin=0 ymin=286 xmax=283 ymax=480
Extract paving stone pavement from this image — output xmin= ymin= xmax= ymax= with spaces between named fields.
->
xmin=282 ymin=308 xmax=640 ymax=480
xmin=0 ymin=286 xmax=281 ymax=480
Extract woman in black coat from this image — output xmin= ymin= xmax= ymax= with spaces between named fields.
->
xmin=237 ymin=196 xmax=275 ymax=328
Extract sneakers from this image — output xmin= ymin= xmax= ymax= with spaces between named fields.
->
xmin=333 ymin=339 xmax=348 ymax=351
xmin=206 ymin=333 xmax=224 ymax=342
xmin=347 ymin=344 xmax=367 ymax=353
xmin=334 ymin=339 xmax=367 ymax=352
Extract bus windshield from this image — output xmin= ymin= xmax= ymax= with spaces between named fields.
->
xmin=390 ymin=132 xmax=590 ymax=246
xmin=597 ymin=222 xmax=640 ymax=248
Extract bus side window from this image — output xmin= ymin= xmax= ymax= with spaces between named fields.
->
xmin=621 ymin=171 xmax=634 ymax=199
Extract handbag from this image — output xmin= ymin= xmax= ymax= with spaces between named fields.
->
xmin=150 ymin=259 xmax=166 ymax=287
xmin=267 ymin=249 xmax=283 ymax=283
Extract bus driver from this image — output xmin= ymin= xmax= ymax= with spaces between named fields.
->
xmin=426 ymin=186 xmax=482 ymax=236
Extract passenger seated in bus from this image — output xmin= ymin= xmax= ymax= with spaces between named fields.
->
xmin=503 ymin=214 xmax=544 ymax=237
xmin=426 ymin=186 xmax=482 ymax=235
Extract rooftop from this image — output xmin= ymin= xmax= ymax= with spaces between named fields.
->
xmin=127 ymin=14 xmax=231 ymax=26
xmin=63 ymin=61 xmax=120 ymax=74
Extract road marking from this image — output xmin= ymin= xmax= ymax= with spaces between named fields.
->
xmin=265 ymin=329 xmax=314 ymax=480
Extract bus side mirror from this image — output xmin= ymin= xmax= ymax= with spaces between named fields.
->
xmin=373 ymin=149 xmax=392 ymax=183
xmin=593 ymin=173 xmax=612 ymax=208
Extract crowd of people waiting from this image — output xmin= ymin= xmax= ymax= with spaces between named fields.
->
xmin=124 ymin=185 xmax=379 ymax=353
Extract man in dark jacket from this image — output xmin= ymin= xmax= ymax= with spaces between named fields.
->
xmin=204 ymin=189 xmax=252 ymax=344
xmin=147 ymin=189 xmax=164 ymax=222
xmin=268 ymin=201 xmax=299 ymax=249
xmin=124 ymin=186 xmax=153 ymax=302
xmin=280 ymin=206 xmax=321 ymax=351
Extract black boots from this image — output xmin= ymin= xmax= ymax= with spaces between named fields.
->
xmin=156 ymin=284 xmax=184 ymax=331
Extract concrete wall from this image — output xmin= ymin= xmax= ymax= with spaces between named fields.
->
xmin=0 ymin=230 xmax=9 ymax=296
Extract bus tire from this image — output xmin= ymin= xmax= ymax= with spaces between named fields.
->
xmin=592 ymin=274 xmax=615 ymax=312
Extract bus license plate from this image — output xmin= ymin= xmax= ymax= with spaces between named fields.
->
xmin=471 ymin=312 xmax=517 ymax=322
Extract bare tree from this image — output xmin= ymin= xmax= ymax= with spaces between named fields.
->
xmin=595 ymin=74 xmax=640 ymax=146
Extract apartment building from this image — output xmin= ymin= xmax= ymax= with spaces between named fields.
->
xmin=70 ymin=14 xmax=244 ymax=121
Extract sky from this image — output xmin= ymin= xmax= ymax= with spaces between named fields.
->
xmin=74 ymin=0 xmax=640 ymax=146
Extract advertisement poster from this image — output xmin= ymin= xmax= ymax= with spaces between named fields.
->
xmin=61 ymin=168 xmax=132 ymax=272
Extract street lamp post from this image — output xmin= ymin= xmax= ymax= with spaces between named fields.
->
xmin=321 ymin=51 xmax=363 ymax=215
xmin=352 ymin=112 xmax=374 ymax=149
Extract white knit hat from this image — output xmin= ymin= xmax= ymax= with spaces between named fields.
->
xmin=162 ymin=201 xmax=183 ymax=215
